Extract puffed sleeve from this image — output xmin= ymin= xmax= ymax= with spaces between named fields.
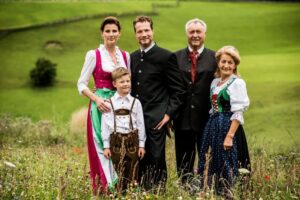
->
xmin=227 ymin=78 xmax=250 ymax=124
xmin=77 ymin=50 xmax=96 ymax=95
xmin=211 ymin=78 xmax=219 ymax=89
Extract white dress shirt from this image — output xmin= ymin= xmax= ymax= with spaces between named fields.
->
xmin=101 ymin=92 xmax=146 ymax=148
xmin=141 ymin=41 xmax=155 ymax=53
xmin=188 ymin=44 xmax=205 ymax=55
xmin=77 ymin=44 xmax=130 ymax=95
xmin=210 ymin=74 xmax=250 ymax=124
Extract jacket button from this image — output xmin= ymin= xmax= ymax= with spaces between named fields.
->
xmin=138 ymin=70 xmax=142 ymax=73
xmin=191 ymin=105 xmax=195 ymax=109
xmin=136 ymin=94 xmax=139 ymax=98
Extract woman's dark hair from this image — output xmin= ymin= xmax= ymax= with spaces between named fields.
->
xmin=100 ymin=16 xmax=121 ymax=32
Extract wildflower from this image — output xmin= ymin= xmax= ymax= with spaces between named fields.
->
xmin=264 ymin=175 xmax=270 ymax=181
xmin=194 ymin=168 xmax=198 ymax=174
xmin=178 ymin=196 xmax=183 ymax=200
xmin=4 ymin=161 xmax=16 ymax=168
xmin=238 ymin=168 xmax=250 ymax=174
xmin=72 ymin=147 xmax=83 ymax=154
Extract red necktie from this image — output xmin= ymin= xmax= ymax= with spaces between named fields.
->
xmin=190 ymin=51 xmax=198 ymax=82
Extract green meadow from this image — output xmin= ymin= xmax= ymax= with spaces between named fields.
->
xmin=1 ymin=1 xmax=300 ymax=199
xmin=0 ymin=1 xmax=299 ymax=150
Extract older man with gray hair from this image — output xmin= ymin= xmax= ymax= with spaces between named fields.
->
xmin=174 ymin=18 xmax=217 ymax=185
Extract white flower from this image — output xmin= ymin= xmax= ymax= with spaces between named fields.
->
xmin=4 ymin=161 xmax=16 ymax=168
xmin=177 ymin=196 xmax=183 ymax=200
xmin=238 ymin=168 xmax=250 ymax=174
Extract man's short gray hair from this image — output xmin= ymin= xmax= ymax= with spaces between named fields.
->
xmin=185 ymin=18 xmax=207 ymax=33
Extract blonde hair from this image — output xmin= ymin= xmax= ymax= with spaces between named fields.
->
xmin=111 ymin=67 xmax=130 ymax=81
xmin=215 ymin=45 xmax=241 ymax=77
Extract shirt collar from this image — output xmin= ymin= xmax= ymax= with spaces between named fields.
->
xmin=113 ymin=92 xmax=132 ymax=102
xmin=141 ymin=42 xmax=155 ymax=53
xmin=188 ymin=44 xmax=204 ymax=55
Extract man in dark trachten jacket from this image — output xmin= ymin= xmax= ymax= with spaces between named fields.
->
xmin=174 ymin=18 xmax=217 ymax=184
xmin=130 ymin=15 xmax=185 ymax=189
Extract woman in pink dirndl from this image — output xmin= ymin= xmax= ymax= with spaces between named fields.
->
xmin=77 ymin=16 xmax=130 ymax=194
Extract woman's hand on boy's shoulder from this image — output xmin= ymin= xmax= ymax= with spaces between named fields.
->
xmin=138 ymin=147 xmax=146 ymax=159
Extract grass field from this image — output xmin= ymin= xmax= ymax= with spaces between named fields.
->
xmin=0 ymin=1 xmax=300 ymax=198
xmin=0 ymin=1 xmax=153 ymax=29
xmin=0 ymin=1 xmax=299 ymax=150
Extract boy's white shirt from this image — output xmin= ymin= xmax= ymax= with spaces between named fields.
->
xmin=101 ymin=92 xmax=146 ymax=148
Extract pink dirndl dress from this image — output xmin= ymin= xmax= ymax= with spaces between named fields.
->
xmin=86 ymin=48 xmax=128 ymax=193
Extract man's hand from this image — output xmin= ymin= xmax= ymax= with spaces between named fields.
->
xmin=103 ymin=148 xmax=111 ymax=159
xmin=138 ymin=147 xmax=146 ymax=159
xmin=154 ymin=114 xmax=170 ymax=130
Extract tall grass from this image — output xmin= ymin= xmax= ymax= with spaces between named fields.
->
xmin=1 ymin=115 xmax=299 ymax=199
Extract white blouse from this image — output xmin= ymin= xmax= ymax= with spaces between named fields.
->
xmin=101 ymin=93 xmax=146 ymax=148
xmin=77 ymin=44 xmax=130 ymax=95
xmin=211 ymin=75 xmax=250 ymax=125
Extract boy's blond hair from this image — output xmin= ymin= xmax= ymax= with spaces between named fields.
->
xmin=111 ymin=67 xmax=130 ymax=81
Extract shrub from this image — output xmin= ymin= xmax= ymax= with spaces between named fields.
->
xmin=30 ymin=58 xmax=57 ymax=87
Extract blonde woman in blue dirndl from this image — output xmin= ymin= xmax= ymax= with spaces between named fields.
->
xmin=197 ymin=46 xmax=250 ymax=196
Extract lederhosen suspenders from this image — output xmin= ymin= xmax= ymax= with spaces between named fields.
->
xmin=109 ymin=97 xmax=139 ymax=191
xmin=110 ymin=98 xmax=136 ymax=134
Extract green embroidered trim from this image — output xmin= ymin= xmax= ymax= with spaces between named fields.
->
xmin=219 ymin=78 xmax=235 ymax=101
xmin=210 ymin=77 xmax=236 ymax=112
xmin=108 ymin=175 xmax=119 ymax=192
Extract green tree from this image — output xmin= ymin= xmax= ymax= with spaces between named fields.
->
xmin=30 ymin=58 xmax=57 ymax=87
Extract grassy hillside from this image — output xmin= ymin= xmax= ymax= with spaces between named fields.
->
xmin=0 ymin=1 xmax=153 ymax=29
xmin=0 ymin=1 xmax=299 ymax=151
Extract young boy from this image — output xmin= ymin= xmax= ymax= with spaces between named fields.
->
xmin=101 ymin=67 xmax=146 ymax=192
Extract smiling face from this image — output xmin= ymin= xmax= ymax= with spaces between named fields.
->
xmin=101 ymin=23 xmax=120 ymax=47
xmin=186 ymin=22 xmax=206 ymax=50
xmin=113 ymin=74 xmax=131 ymax=96
xmin=218 ymin=53 xmax=237 ymax=79
xmin=134 ymin=21 xmax=154 ymax=49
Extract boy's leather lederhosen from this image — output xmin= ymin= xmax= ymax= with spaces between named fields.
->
xmin=109 ymin=98 xmax=139 ymax=192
